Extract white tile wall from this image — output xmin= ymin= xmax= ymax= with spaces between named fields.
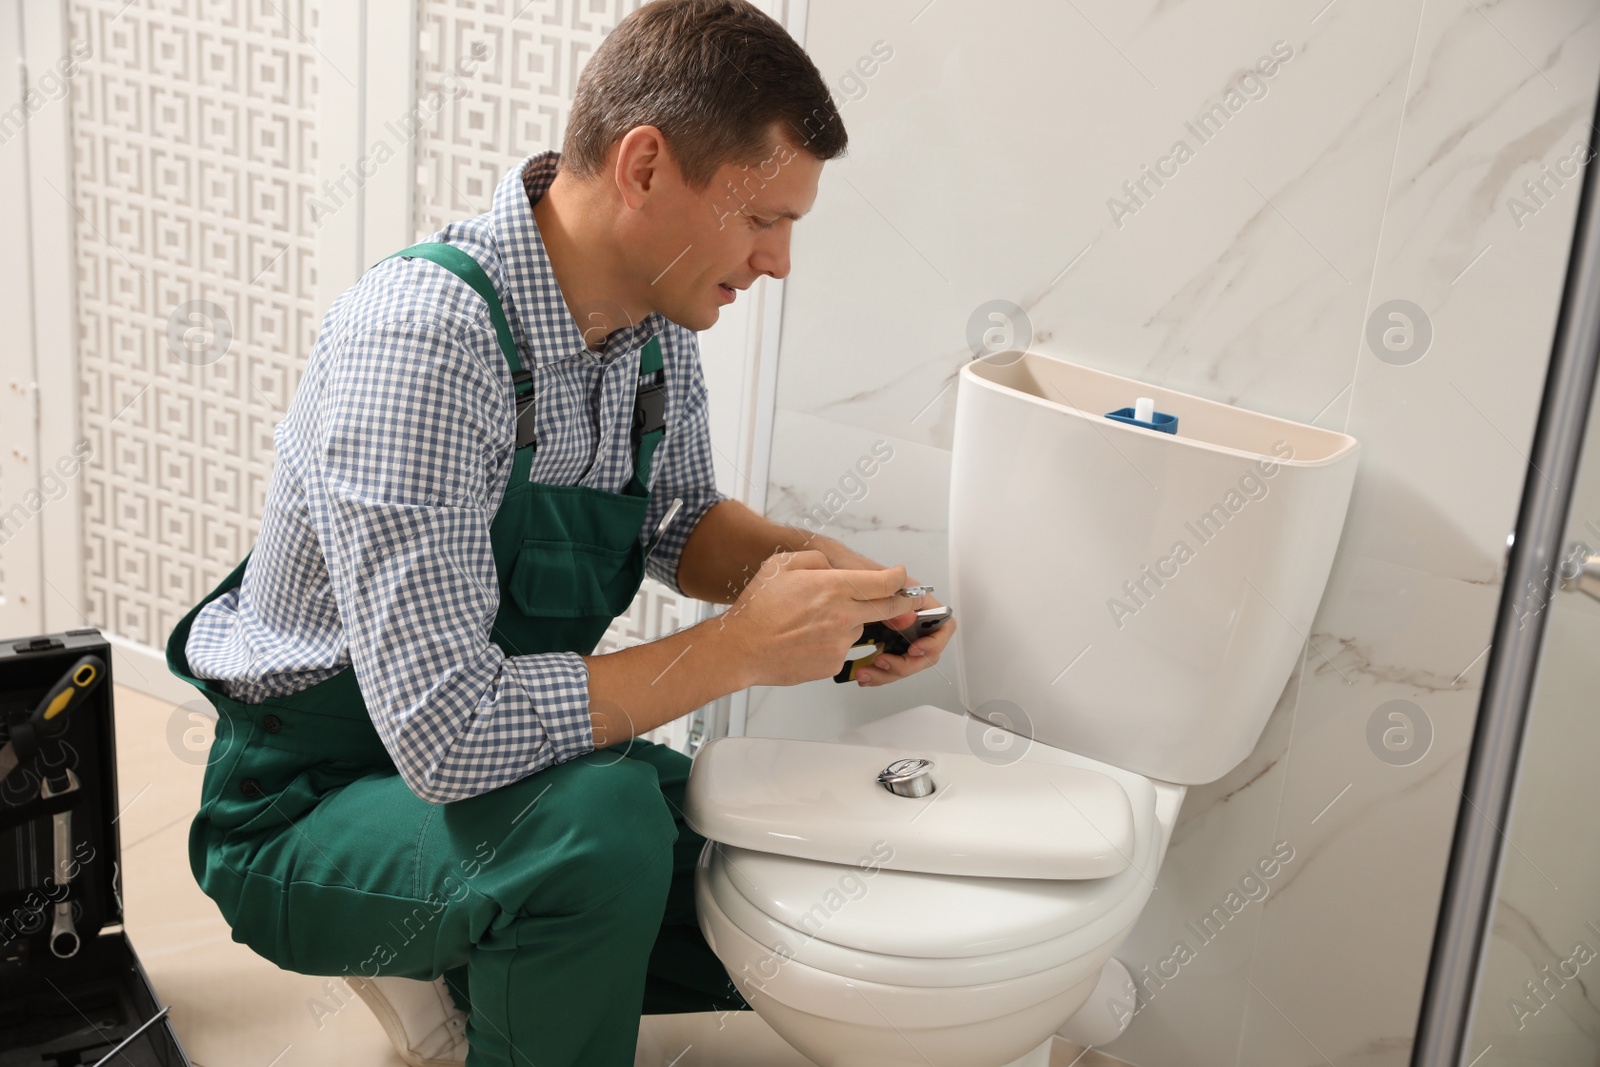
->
xmin=753 ymin=1 xmax=1600 ymax=1063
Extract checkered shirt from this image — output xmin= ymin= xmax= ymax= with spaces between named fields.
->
xmin=183 ymin=151 xmax=728 ymax=803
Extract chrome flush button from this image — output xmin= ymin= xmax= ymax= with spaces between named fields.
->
xmin=877 ymin=757 xmax=937 ymax=798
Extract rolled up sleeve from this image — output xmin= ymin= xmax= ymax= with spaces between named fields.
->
xmin=640 ymin=335 xmax=728 ymax=597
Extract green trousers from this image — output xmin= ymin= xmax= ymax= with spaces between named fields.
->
xmin=187 ymin=677 xmax=749 ymax=1067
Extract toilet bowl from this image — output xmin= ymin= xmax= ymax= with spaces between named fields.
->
xmin=689 ymin=703 xmax=1184 ymax=1067
xmin=685 ymin=351 xmax=1360 ymax=1066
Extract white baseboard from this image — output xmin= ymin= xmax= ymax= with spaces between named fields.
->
xmin=105 ymin=631 xmax=208 ymax=711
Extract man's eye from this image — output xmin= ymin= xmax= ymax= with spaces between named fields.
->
xmin=748 ymin=214 xmax=777 ymax=229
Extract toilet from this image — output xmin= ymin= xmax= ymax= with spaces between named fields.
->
xmin=683 ymin=351 xmax=1360 ymax=1067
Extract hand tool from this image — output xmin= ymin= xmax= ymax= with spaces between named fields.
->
xmin=0 ymin=655 xmax=105 ymax=787
xmin=835 ymin=605 xmax=954 ymax=683
xmin=41 ymin=766 xmax=81 ymax=959
xmin=87 ymin=1006 xmax=172 ymax=1067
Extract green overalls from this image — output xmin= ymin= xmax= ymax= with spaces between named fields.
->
xmin=164 ymin=242 xmax=748 ymax=1067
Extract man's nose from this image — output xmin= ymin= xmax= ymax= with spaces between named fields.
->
xmin=752 ymin=229 xmax=792 ymax=281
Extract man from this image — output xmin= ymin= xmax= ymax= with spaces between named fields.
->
xmin=164 ymin=1 xmax=955 ymax=1065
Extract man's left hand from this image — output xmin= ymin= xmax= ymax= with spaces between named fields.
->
xmin=812 ymin=538 xmax=956 ymax=687
xmin=857 ymin=595 xmax=955 ymax=687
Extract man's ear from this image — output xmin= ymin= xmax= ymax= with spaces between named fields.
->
xmin=613 ymin=125 xmax=673 ymax=210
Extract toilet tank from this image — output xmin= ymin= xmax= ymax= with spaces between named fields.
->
xmin=949 ymin=352 xmax=1359 ymax=785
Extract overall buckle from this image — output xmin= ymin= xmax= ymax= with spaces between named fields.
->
xmin=632 ymin=381 xmax=667 ymax=440
xmin=512 ymin=370 xmax=537 ymax=450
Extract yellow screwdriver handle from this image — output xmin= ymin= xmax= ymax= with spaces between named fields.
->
xmin=36 ymin=655 xmax=106 ymax=728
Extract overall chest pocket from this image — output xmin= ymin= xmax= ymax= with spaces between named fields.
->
xmin=507 ymin=537 xmax=647 ymax=619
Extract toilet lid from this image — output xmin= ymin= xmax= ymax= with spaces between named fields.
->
xmin=684 ymin=736 xmax=1136 ymax=880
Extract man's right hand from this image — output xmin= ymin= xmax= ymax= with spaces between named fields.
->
xmin=718 ymin=550 xmax=927 ymax=687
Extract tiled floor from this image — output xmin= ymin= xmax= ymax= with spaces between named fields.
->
xmin=110 ymin=683 xmax=1130 ymax=1067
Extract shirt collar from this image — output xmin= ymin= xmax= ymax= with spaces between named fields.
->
xmin=491 ymin=150 xmax=663 ymax=369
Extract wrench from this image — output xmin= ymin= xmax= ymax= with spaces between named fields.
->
xmin=39 ymin=767 xmax=81 ymax=959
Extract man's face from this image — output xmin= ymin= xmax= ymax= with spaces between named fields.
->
xmin=636 ymin=131 xmax=824 ymax=331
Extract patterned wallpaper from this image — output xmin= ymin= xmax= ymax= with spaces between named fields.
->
xmin=68 ymin=0 xmax=322 ymax=648
xmin=65 ymin=0 xmax=677 ymax=653
xmin=415 ymin=0 xmax=646 ymax=241
xmin=62 ymin=0 xmax=791 ymax=752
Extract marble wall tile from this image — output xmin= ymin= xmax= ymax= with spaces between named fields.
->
xmin=1230 ymin=0 xmax=1600 ymax=1062
xmin=752 ymin=0 xmax=1600 ymax=1064
xmin=1103 ymin=647 xmax=1304 ymax=1067
xmin=1339 ymin=1 xmax=1600 ymax=587
xmin=780 ymin=0 xmax=1429 ymax=449
xmin=1234 ymin=554 xmax=1498 ymax=1066
xmin=745 ymin=408 xmax=956 ymax=742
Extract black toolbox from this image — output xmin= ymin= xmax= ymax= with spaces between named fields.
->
xmin=0 ymin=628 xmax=191 ymax=1066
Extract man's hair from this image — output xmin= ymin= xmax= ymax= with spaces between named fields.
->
xmin=562 ymin=0 xmax=848 ymax=189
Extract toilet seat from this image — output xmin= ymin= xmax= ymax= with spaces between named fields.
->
xmin=701 ymin=819 xmax=1156 ymax=989
xmin=696 ymin=865 xmax=1122 ymax=1032
xmin=710 ymin=843 xmax=1132 ymax=958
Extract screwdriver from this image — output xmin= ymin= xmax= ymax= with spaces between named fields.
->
xmin=0 ymin=655 xmax=106 ymax=786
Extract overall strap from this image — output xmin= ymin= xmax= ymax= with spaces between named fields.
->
xmin=631 ymin=336 xmax=667 ymax=493
xmin=380 ymin=241 xmax=668 ymax=493
xmin=382 ymin=242 xmax=540 ymax=483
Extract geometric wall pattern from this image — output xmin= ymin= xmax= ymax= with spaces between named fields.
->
xmin=415 ymin=0 xmax=646 ymax=241
xmin=68 ymin=0 xmax=321 ymax=649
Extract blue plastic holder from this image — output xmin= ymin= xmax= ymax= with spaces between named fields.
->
xmin=1105 ymin=406 xmax=1179 ymax=434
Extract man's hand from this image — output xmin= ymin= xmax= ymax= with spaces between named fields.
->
xmin=798 ymin=538 xmax=957 ymax=688
xmin=850 ymin=591 xmax=955 ymax=687
xmin=717 ymin=551 xmax=928 ymax=687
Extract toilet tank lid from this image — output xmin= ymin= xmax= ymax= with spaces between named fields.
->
xmin=684 ymin=737 xmax=1135 ymax=880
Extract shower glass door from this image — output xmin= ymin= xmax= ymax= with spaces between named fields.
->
xmin=1457 ymin=338 xmax=1600 ymax=1064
